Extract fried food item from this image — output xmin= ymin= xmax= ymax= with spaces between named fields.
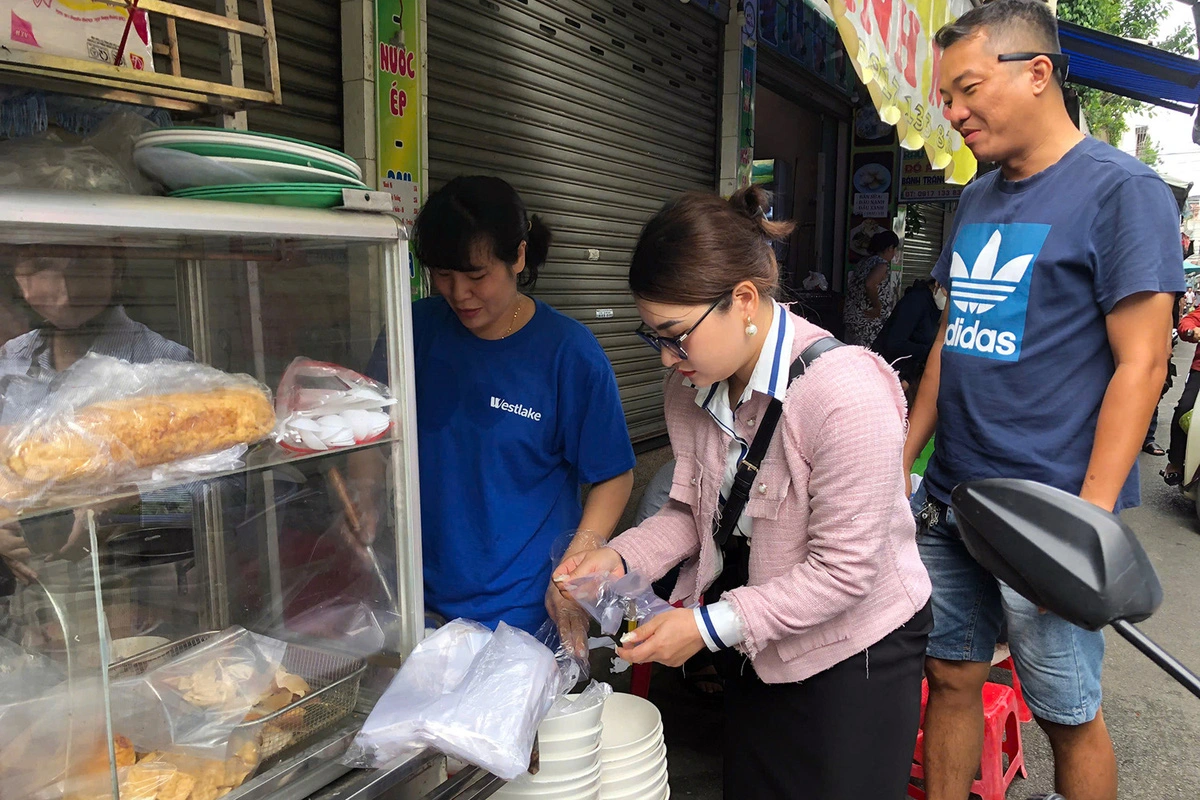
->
xmin=114 ymin=734 xmax=138 ymax=768
xmin=7 ymin=387 xmax=275 ymax=484
xmin=163 ymin=659 xmax=256 ymax=710
xmin=273 ymin=667 xmax=310 ymax=697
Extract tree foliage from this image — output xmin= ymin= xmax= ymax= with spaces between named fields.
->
xmin=1056 ymin=0 xmax=1196 ymax=144
xmin=1139 ymin=136 xmax=1162 ymax=167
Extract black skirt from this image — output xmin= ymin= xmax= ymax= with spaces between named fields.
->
xmin=722 ymin=602 xmax=932 ymax=800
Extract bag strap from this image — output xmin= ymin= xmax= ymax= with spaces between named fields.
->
xmin=713 ymin=336 xmax=845 ymax=547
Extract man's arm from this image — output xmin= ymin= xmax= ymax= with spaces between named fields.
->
xmin=1080 ymin=291 xmax=1175 ymax=511
xmin=902 ymin=302 xmax=951 ymax=483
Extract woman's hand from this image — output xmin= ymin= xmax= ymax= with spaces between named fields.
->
xmin=552 ymin=547 xmax=625 ymax=598
xmin=615 ymin=608 xmax=706 ymax=667
xmin=545 ymin=584 xmax=589 ymax=662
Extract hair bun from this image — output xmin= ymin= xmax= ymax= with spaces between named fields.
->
xmin=728 ymin=185 xmax=794 ymax=243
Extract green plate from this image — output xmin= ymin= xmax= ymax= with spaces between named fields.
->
xmin=168 ymin=184 xmax=347 ymax=209
xmin=147 ymin=141 xmax=360 ymax=180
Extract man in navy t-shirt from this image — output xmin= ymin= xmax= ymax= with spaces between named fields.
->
xmin=901 ymin=3 xmax=1183 ymax=799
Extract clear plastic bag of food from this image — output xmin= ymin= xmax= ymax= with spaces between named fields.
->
xmin=274 ymin=358 xmax=396 ymax=454
xmin=109 ymin=627 xmax=286 ymax=760
xmin=1 ymin=354 xmax=276 ymax=505
xmin=560 ymin=570 xmax=674 ymax=637
xmin=343 ymin=620 xmax=560 ymax=780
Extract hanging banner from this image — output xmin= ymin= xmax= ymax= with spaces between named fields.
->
xmin=828 ymin=0 xmax=977 ymax=185
xmin=376 ymin=0 xmax=423 ymax=298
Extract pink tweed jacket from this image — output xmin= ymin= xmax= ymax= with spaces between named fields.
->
xmin=609 ymin=312 xmax=932 ymax=684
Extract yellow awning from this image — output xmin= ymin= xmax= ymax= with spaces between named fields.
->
xmin=829 ymin=0 xmax=978 ymax=184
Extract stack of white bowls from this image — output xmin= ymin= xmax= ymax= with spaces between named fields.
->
xmin=494 ymin=694 xmax=605 ymax=800
xmin=599 ymin=694 xmax=670 ymax=800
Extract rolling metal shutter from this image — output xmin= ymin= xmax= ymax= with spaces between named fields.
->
xmin=427 ymin=0 xmax=723 ymax=443
xmin=900 ymin=203 xmax=949 ymax=288
xmin=165 ymin=0 xmax=343 ymax=148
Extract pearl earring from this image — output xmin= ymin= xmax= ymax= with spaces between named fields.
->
xmin=745 ymin=320 xmax=758 ymax=337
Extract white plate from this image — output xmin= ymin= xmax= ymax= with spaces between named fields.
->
xmin=208 ymin=157 xmax=366 ymax=186
xmin=136 ymin=129 xmax=361 ymax=178
xmin=853 ymin=163 xmax=892 ymax=194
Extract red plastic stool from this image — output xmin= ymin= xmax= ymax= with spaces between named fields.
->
xmin=908 ymin=681 xmax=1027 ymax=800
xmin=993 ymin=655 xmax=1034 ymax=723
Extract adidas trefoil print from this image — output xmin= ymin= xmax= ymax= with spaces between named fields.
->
xmin=944 ymin=224 xmax=1050 ymax=362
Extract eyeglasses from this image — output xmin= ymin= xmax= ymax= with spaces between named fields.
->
xmin=997 ymin=52 xmax=1070 ymax=84
xmin=635 ymin=296 xmax=726 ymax=361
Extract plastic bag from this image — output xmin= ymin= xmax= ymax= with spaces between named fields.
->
xmin=344 ymin=620 xmax=560 ymax=780
xmin=0 ymin=635 xmax=63 ymax=702
xmin=109 ymin=627 xmax=286 ymax=759
xmin=1 ymin=354 xmax=276 ymax=508
xmin=0 ymin=676 xmax=109 ymax=800
xmin=274 ymin=358 xmax=395 ymax=454
xmin=561 ymin=570 xmax=674 ymax=637
xmin=0 ymin=112 xmax=159 ymax=194
xmin=535 ymin=608 xmax=589 ymax=691
xmin=543 ymin=679 xmax=611 ymax=721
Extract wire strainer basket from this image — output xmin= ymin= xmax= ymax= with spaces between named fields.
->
xmin=109 ymin=631 xmax=366 ymax=761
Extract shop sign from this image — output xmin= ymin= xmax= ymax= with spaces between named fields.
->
xmin=828 ymin=0 xmax=978 ymax=186
xmin=845 ymin=105 xmax=900 ymax=272
xmin=900 ymin=148 xmax=964 ymax=202
xmin=758 ymin=0 xmax=856 ymax=96
xmin=377 ymin=0 xmax=424 ymax=297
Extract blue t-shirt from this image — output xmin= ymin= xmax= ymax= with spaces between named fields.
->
xmin=926 ymin=137 xmax=1185 ymax=512
xmin=368 ymin=297 xmax=635 ymax=633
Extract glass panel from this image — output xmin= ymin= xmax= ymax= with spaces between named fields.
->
xmin=0 ymin=226 xmax=411 ymax=799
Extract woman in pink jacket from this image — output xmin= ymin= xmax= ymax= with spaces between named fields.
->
xmin=558 ymin=187 xmax=932 ymax=798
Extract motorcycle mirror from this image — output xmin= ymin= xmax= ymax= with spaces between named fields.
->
xmin=949 ymin=479 xmax=1163 ymax=631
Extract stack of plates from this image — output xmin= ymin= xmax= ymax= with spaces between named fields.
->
xmin=495 ymin=693 xmax=606 ymax=800
xmin=599 ymin=694 xmax=669 ymax=800
xmin=134 ymin=127 xmax=367 ymax=208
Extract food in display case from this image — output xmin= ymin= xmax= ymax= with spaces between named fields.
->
xmin=274 ymin=358 xmax=394 ymax=453
xmin=3 ymin=356 xmax=276 ymax=495
xmin=0 ymin=192 xmax=427 ymax=800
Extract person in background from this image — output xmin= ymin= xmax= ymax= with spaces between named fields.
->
xmin=844 ymin=230 xmax=901 ymax=347
xmin=1144 ymin=294 xmax=1185 ymax=459
xmin=1162 ymin=300 xmax=1200 ymax=486
xmin=904 ymin=4 xmax=1183 ymax=799
xmin=0 ymin=248 xmax=192 ymax=642
xmin=365 ymin=176 xmax=635 ymax=637
xmin=558 ymin=186 xmax=931 ymax=799
xmin=872 ymin=278 xmax=946 ymax=403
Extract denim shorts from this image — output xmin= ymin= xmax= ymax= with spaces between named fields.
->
xmin=911 ymin=483 xmax=1105 ymax=726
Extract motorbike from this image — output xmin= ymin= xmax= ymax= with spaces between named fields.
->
xmin=949 ymin=479 xmax=1199 ymax=800
xmin=951 ymin=478 xmax=1200 ymax=700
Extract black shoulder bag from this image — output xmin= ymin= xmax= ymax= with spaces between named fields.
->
xmin=706 ymin=336 xmax=845 ymax=600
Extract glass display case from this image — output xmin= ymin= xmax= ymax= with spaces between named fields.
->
xmin=0 ymin=191 xmax=453 ymax=800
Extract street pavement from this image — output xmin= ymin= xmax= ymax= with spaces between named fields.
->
xmin=619 ymin=348 xmax=1200 ymax=799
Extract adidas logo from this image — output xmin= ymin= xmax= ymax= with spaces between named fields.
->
xmin=949 ymin=229 xmax=1035 ymax=314
xmin=490 ymin=396 xmax=542 ymax=421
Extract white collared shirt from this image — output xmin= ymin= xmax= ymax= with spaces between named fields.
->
xmin=686 ymin=301 xmax=795 ymax=651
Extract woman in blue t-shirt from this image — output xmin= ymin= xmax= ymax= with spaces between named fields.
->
xmin=367 ymin=176 xmax=635 ymax=638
